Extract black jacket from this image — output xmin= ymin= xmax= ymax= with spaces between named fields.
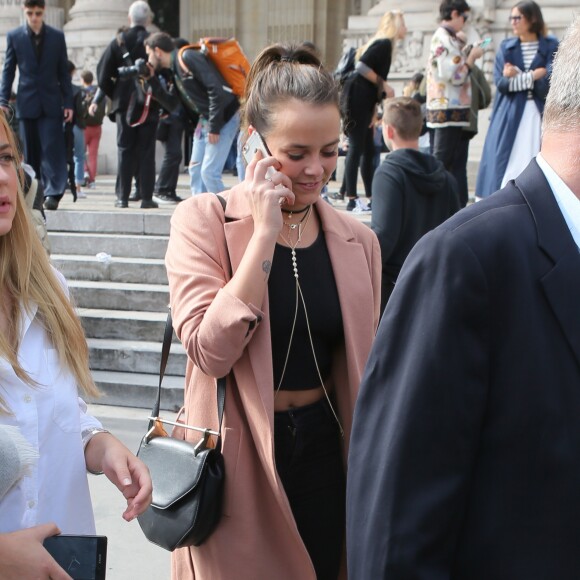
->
xmin=371 ymin=148 xmax=459 ymax=310
xmin=148 ymin=49 xmax=238 ymax=134
xmin=96 ymin=26 xmax=156 ymax=116
xmin=348 ymin=159 xmax=580 ymax=579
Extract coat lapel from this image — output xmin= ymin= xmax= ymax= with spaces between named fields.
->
xmin=516 ymin=161 xmax=580 ymax=370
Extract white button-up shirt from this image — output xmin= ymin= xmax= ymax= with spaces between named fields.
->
xmin=0 ymin=298 xmax=102 ymax=534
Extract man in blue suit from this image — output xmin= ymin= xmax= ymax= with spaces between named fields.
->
xmin=347 ymin=18 xmax=580 ymax=580
xmin=0 ymin=0 xmax=73 ymax=210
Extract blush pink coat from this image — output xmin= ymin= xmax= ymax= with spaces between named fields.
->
xmin=166 ymin=185 xmax=381 ymax=579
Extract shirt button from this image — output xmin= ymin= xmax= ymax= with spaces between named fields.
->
xmin=28 ymin=500 xmax=35 ymax=508
xmin=24 ymin=395 xmax=32 ymax=403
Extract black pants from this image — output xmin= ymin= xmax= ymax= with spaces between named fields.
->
xmin=155 ymin=115 xmax=184 ymax=194
xmin=115 ymin=112 xmax=158 ymax=202
xmin=343 ymin=77 xmax=377 ymax=199
xmin=451 ymin=133 xmax=471 ymax=208
xmin=432 ymin=126 xmax=464 ymax=172
xmin=275 ymin=398 xmax=345 ymax=580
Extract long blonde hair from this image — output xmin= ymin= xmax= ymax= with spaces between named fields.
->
xmin=356 ymin=10 xmax=405 ymax=60
xmin=0 ymin=113 xmax=98 ymax=413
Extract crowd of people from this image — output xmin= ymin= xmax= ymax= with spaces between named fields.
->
xmin=2 ymin=0 xmax=580 ymax=578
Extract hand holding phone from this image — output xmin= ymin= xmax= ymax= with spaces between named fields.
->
xmin=242 ymin=131 xmax=275 ymax=179
xmin=43 ymin=535 xmax=107 ymax=580
xmin=479 ymin=37 xmax=491 ymax=48
xmin=242 ymin=131 xmax=289 ymax=206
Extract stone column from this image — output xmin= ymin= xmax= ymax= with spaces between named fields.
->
xmin=64 ymin=0 xmax=133 ymax=73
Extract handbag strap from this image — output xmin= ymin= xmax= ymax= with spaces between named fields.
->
xmin=150 ymin=194 xmax=231 ymax=447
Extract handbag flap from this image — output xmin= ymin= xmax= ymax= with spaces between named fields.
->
xmin=138 ymin=436 xmax=212 ymax=510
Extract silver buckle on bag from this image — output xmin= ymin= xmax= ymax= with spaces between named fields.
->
xmin=193 ymin=429 xmax=211 ymax=456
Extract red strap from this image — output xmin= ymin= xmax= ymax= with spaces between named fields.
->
xmin=129 ymin=88 xmax=152 ymax=128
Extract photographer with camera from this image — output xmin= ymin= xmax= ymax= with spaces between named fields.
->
xmin=143 ymin=32 xmax=241 ymax=195
xmin=90 ymin=1 xmax=159 ymax=208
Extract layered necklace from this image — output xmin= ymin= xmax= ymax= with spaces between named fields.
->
xmin=276 ymin=205 xmax=344 ymax=437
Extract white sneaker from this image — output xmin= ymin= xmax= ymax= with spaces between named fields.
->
xmin=76 ymin=188 xmax=87 ymax=199
xmin=351 ymin=198 xmax=370 ymax=213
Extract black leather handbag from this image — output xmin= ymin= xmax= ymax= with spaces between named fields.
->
xmin=136 ymin=312 xmax=226 ymax=551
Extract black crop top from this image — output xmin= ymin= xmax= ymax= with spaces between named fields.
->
xmin=269 ymin=231 xmax=343 ymax=391
xmin=359 ymin=38 xmax=392 ymax=81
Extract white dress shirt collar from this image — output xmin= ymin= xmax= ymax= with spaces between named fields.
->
xmin=536 ymin=153 xmax=580 ymax=250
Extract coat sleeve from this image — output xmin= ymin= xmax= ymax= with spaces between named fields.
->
xmin=494 ymin=43 xmax=511 ymax=95
xmin=347 ymin=226 xmax=490 ymax=579
xmin=165 ymin=197 xmax=264 ymax=379
xmin=532 ymin=37 xmax=559 ymax=103
xmin=431 ymin=30 xmax=469 ymax=86
xmin=0 ymin=32 xmax=17 ymax=105
xmin=187 ymin=52 xmax=229 ymax=134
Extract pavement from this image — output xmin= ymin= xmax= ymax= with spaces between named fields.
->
xmin=88 ymin=403 xmax=177 ymax=579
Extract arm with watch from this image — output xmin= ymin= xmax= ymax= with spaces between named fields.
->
xmin=82 ymin=422 xmax=153 ymax=522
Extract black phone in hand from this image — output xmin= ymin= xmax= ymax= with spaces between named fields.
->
xmin=43 ymin=535 xmax=107 ymax=580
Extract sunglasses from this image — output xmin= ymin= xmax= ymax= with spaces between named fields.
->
xmin=459 ymin=11 xmax=469 ymax=21
xmin=509 ymin=15 xmax=523 ymax=22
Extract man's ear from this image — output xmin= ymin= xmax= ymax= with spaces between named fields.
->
xmin=247 ymin=125 xmax=256 ymax=136
xmin=384 ymin=124 xmax=396 ymax=141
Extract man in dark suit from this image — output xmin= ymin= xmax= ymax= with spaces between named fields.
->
xmin=347 ymin=19 xmax=580 ymax=580
xmin=91 ymin=0 xmax=158 ymax=208
xmin=0 ymin=0 xmax=73 ymax=211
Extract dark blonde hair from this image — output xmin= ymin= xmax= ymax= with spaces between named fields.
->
xmin=241 ymin=43 xmax=339 ymax=137
xmin=382 ymin=97 xmax=423 ymax=141
xmin=0 ymin=113 xmax=98 ymax=413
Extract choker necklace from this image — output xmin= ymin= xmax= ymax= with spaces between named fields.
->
xmin=276 ymin=207 xmax=344 ymax=437
xmin=283 ymin=208 xmax=310 ymax=230
xmin=281 ymin=205 xmax=310 ymax=216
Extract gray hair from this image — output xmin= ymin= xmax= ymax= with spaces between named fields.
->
xmin=542 ymin=18 xmax=580 ymax=134
xmin=128 ymin=1 xmax=152 ymax=27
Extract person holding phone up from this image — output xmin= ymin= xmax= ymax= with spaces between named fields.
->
xmin=0 ymin=111 xmax=152 ymax=578
xmin=165 ymin=43 xmax=380 ymax=579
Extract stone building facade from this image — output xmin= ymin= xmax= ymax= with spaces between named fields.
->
xmin=0 ymin=0 xmax=577 ymax=173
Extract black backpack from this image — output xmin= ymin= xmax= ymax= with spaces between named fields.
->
xmin=333 ymin=47 xmax=356 ymax=85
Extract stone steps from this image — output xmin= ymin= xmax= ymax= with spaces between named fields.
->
xmin=51 ymin=254 xmax=167 ymax=285
xmin=69 ymin=280 xmax=169 ymax=312
xmin=48 ymin=207 xmax=182 ymax=411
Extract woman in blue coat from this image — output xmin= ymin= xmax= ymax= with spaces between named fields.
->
xmin=475 ymin=1 xmax=558 ymax=199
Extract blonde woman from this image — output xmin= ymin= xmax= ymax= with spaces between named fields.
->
xmin=341 ymin=10 xmax=407 ymax=212
xmin=0 ymin=112 xmax=152 ymax=577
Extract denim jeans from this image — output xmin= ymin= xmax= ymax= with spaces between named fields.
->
xmin=189 ymin=111 xmax=240 ymax=194
xmin=72 ymin=125 xmax=85 ymax=185
xmin=274 ymin=397 xmax=345 ymax=580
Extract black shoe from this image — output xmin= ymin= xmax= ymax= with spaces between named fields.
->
xmin=330 ymin=191 xmax=345 ymax=201
xmin=140 ymin=200 xmax=159 ymax=209
xmin=115 ymin=200 xmax=129 ymax=208
xmin=44 ymin=196 xmax=60 ymax=211
xmin=346 ymin=198 xmax=356 ymax=212
xmin=154 ymin=193 xmax=183 ymax=204
xmin=128 ymin=194 xmax=142 ymax=202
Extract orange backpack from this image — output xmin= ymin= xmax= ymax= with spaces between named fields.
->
xmin=178 ymin=37 xmax=250 ymax=98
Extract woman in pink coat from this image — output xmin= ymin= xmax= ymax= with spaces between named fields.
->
xmin=166 ymin=43 xmax=381 ymax=580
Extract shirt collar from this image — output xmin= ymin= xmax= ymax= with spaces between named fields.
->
xmin=536 ymin=153 xmax=580 ymax=251
xmin=26 ymin=23 xmax=44 ymax=38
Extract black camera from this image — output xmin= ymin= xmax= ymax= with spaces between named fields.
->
xmin=117 ymin=58 xmax=149 ymax=79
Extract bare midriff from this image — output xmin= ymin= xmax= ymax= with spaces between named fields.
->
xmin=274 ymin=385 xmax=327 ymax=412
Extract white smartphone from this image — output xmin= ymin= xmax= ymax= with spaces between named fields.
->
xmin=242 ymin=132 xmax=276 ymax=179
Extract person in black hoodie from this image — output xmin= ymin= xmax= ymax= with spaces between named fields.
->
xmin=372 ymin=97 xmax=460 ymax=313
